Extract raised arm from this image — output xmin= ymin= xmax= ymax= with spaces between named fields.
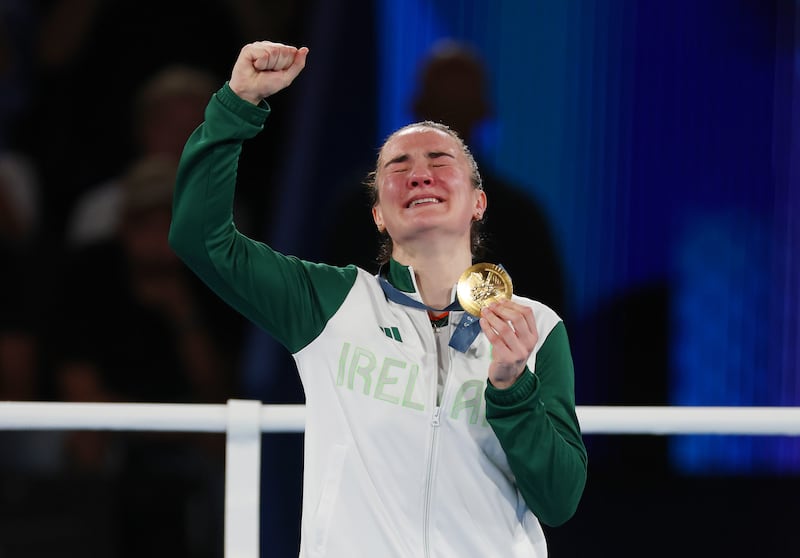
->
xmin=169 ymin=42 xmax=356 ymax=354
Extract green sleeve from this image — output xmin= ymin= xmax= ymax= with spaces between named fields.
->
xmin=168 ymin=83 xmax=357 ymax=353
xmin=484 ymin=321 xmax=587 ymax=527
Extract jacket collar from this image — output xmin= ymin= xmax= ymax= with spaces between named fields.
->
xmin=383 ymin=258 xmax=416 ymax=293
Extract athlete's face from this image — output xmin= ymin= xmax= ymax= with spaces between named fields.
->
xmin=372 ymin=126 xmax=485 ymax=248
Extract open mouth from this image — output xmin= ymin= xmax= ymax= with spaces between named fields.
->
xmin=407 ymin=197 xmax=441 ymax=208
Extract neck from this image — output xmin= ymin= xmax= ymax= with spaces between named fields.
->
xmin=393 ymin=240 xmax=472 ymax=309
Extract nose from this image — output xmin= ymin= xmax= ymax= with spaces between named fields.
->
xmin=409 ymin=165 xmax=433 ymax=188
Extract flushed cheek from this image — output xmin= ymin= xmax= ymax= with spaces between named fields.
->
xmin=376 ymin=180 xmax=406 ymax=207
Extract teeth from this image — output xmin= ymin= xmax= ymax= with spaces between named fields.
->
xmin=409 ymin=198 xmax=440 ymax=208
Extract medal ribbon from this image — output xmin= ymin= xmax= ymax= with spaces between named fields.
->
xmin=377 ymin=276 xmax=482 ymax=353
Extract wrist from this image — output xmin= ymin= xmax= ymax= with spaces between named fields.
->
xmin=489 ymin=375 xmax=518 ymax=390
xmin=488 ymin=365 xmax=526 ymax=390
xmin=485 ymin=367 xmax=537 ymax=406
xmin=229 ymin=84 xmax=263 ymax=106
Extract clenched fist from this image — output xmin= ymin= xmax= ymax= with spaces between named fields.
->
xmin=229 ymin=41 xmax=309 ymax=105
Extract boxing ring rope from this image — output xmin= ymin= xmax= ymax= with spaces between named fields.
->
xmin=2 ymin=401 xmax=800 ymax=558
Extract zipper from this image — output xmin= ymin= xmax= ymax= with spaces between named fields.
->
xmin=431 ymin=406 xmax=441 ymax=426
xmin=422 ymin=405 xmax=441 ymax=558
xmin=422 ymin=309 xmax=455 ymax=558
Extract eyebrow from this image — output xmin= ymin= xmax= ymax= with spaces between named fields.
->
xmin=383 ymin=151 xmax=455 ymax=169
xmin=383 ymin=154 xmax=408 ymax=168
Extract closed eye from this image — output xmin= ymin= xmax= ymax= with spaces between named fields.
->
xmin=384 ymin=154 xmax=408 ymax=169
xmin=428 ymin=151 xmax=455 ymax=162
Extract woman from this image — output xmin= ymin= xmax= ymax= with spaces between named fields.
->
xmin=170 ymin=41 xmax=587 ymax=557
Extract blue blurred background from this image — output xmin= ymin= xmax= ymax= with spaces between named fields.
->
xmin=373 ymin=0 xmax=800 ymax=475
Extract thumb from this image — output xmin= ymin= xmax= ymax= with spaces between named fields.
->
xmin=283 ymin=47 xmax=310 ymax=84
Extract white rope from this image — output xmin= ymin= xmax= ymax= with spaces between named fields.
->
xmin=576 ymin=406 xmax=800 ymax=435
xmin=1 ymin=401 xmax=800 ymax=435
xmin=0 ymin=401 xmax=231 ymax=432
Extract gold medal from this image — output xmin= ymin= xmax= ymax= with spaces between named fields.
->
xmin=456 ymin=263 xmax=513 ymax=317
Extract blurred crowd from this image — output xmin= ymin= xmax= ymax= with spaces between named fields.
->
xmin=0 ymin=2 xmax=307 ymax=556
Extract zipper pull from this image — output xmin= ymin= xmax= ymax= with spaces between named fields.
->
xmin=431 ymin=406 xmax=441 ymax=427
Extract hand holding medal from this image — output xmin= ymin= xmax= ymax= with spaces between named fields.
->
xmin=458 ymin=263 xmax=538 ymax=388
xmin=456 ymin=263 xmax=513 ymax=316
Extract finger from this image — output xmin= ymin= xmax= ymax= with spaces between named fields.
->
xmin=252 ymin=48 xmax=286 ymax=71
xmin=480 ymin=302 xmax=537 ymax=356
xmin=479 ymin=317 xmax=525 ymax=374
xmin=488 ymin=300 xmax=536 ymax=339
xmin=249 ymin=42 xmax=296 ymax=71
xmin=243 ymin=41 xmax=275 ymax=69
xmin=480 ymin=303 xmax=517 ymax=338
xmin=479 ymin=312 xmax=519 ymax=353
xmin=283 ymin=46 xmax=309 ymax=82
xmin=253 ymin=52 xmax=271 ymax=71
xmin=272 ymin=46 xmax=298 ymax=71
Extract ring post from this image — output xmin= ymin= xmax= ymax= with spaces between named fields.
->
xmin=225 ymin=399 xmax=262 ymax=558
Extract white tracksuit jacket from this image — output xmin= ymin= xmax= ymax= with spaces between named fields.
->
xmin=169 ymin=83 xmax=587 ymax=558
